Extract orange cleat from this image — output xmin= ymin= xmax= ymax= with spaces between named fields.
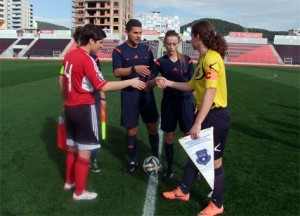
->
xmin=162 ymin=186 xmax=190 ymax=201
xmin=197 ymin=201 xmax=224 ymax=216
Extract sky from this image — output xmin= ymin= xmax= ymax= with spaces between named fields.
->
xmin=29 ymin=0 xmax=300 ymax=31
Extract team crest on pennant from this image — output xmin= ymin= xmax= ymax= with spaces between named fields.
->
xmin=178 ymin=127 xmax=215 ymax=190
xmin=196 ymin=149 xmax=211 ymax=165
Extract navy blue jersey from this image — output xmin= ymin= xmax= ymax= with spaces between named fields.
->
xmin=112 ymin=42 xmax=154 ymax=83
xmin=90 ymin=53 xmax=102 ymax=119
xmin=152 ymin=54 xmax=194 ymax=99
xmin=90 ymin=53 xmax=102 ymax=71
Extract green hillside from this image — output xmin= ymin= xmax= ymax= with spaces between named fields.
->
xmin=36 ymin=21 xmax=70 ymax=30
xmin=180 ymin=18 xmax=288 ymax=42
xmin=35 ymin=18 xmax=288 ymax=42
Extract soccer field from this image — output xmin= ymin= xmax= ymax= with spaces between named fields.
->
xmin=0 ymin=59 xmax=299 ymax=215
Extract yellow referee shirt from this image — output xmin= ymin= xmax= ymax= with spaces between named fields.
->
xmin=188 ymin=49 xmax=227 ymax=109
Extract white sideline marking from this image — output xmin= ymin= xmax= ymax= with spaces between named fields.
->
xmin=228 ymin=73 xmax=278 ymax=79
xmin=142 ymin=119 xmax=163 ymax=216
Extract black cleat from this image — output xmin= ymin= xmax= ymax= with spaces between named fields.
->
xmin=123 ymin=161 xmax=138 ymax=175
xmin=90 ymin=159 xmax=101 ymax=173
xmin=163 ymin=170 xmax=174 ymax=181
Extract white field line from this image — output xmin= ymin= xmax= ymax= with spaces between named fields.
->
xmin=142 ymin=119 xmax=163 ymax=216
xmin=228 ymin=73 xmax=278 ymax=79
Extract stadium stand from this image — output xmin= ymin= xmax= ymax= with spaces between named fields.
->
xmin=99 ymin=39 xmax=119 ymax=58
xmin=142 ymin=40 xmax=159 ymax=59
xmin=226 ymin=43 xmax=279 ymax=64
xmin=64 ymin=42 xmax=77 ymax=54
xmin=0 ymin=38 xmax=17 ymax=54
xmin=273 ymin=45 xmax=300 ymax=65
xmin=182 ymin=41 xmax=199 ymax=61
xmin=25 ymin=39 xmax=71 ymax=57
xmin=1 ymin=28 xmax=299 ymax=67
xmin=63 ymin=39 xmax=120 ymax=58
xmin=16 ymin=38 xmax=34 ymax=45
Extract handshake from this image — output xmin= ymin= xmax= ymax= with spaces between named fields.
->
xmin=155 ymin=77 xmax=170 ymax=89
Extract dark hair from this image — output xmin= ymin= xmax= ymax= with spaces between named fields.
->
xmin=79 ymin=24 xmax=107 ymax=46
xmin=191 ymin=21 xmax=227 ymax=58
xmin=126 ymin=19 xmax=142 ymax=31
xmin=73 ymin=26 xmax=83 ymax=44
xmin=164 ymin=30 xmax=186 ymax=67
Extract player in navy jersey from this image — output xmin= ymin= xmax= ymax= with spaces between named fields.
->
xmin=112 ymin=19 xmax=159 ymax=174
xmin=89 ymin=52 xmax=105 ymax=173
xmin=60 ymin=23 xmax=146 ymax=201
xmin=150 ymin=30 xmax=195 ymax=180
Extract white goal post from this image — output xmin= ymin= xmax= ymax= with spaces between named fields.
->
xmin=53 ymin=51 xmax=61 ymax=58
xmin=283 ymin=58 xmax=292 ymax=65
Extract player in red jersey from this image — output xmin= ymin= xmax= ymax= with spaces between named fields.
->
xmin=60 ymin=23 xmax=146 ymax=201
xmin=59 ymin=27 xmax=104 ymax=173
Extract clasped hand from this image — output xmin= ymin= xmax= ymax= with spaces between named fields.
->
xmin=135 ymin=65 xmax=150 ymax=77
xmin=155 ymin=77 xmax=168 ymax=89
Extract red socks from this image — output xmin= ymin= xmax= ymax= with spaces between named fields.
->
xmin=65 ymin=151 xmax=77 ymax=184
xmin=74 ymin=157 xmax=89 ymax=195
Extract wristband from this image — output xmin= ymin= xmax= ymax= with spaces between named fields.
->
xmin=100 ymin=98 xmax=106 ymax=101
xmin=131 ymin=66 xmax=136 ymax=73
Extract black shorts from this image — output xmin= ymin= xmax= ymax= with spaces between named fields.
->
xmin=94 ymin=91 xmax=101 ymax=121
xmin=202 ymin=108 xmax=231 ymax=160
xmin=64 ymin=104 xmax=101 ymax=151
xmin=121 ymin=88 xmax=159 ymax=128
xmin=161 ymin=96 xmax=194 ymax=133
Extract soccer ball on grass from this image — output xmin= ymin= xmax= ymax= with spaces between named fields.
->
xmin=143 ymin=156 xmax=162 ymax=175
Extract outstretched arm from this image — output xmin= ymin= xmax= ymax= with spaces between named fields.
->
xmin=155 ymin=77 xmax=194 ymax=92
xmin=101 ymin=77 xmax=146 ymax=92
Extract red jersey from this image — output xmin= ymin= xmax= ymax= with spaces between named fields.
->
xmin=62 ymin=48 xmax=107 ymax=106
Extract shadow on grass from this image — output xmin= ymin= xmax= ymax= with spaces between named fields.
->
xmin=40 ymin=116 xmax=66 ymax=181
xmin=231 ymin=121 xmax=297 ymax=148
xmin=103 ymin=124 xmax=155 ymax=182
xmin=270 ymin=103 xmax=299 ymax=111
xmin=259 ymin=117 xmax=299 ymax=136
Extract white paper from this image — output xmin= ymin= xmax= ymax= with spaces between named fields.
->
xmin=178 ymin=127 xmax=214 ymax=190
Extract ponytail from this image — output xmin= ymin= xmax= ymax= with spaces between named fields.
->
xmin=191 ymin=21 xmax=228 ymax=59
xmin=177 ymin=50 xmax=186 ymax=67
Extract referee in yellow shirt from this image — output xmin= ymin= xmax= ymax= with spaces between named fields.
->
xmin=156 ymin=21 xmax=230 ymax=216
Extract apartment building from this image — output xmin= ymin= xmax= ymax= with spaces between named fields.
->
xmin=135 ymin=12 xmax=180 ymax=34
xmin=2 ymin=0 xmax=33 ymax=31
xmin=0 ymin=0 xmax=4 ymax=29
xmin=73 ymin=0 xmax=134 ymax=39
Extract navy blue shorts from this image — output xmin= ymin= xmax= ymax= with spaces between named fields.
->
xmin=161 ymin=96 xmax=194 ymax=133
xmin=121 ymin=88 xmax=159 ymax=128
xmin=201 ymin=108 xmax=231 ymax=160
xmin=94 ymin=91 xmax=100 ymax=121
xmin=64 ymin=104 xmax=101 ymax=151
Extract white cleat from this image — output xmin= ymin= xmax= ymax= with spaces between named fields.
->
xmin=73 ymin=190 xmax=98 ymax=201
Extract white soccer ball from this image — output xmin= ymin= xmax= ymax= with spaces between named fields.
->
xmin=143 ymin=156 xmax=163 ymax=175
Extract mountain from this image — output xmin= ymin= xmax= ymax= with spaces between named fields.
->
xmin=36 ymin=21 xmax=70 ymax=30
xmin=180 ymin=18 xmax=288 ymax=42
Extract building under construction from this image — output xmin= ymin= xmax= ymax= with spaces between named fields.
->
xmin=73 ymin=0 xmax=133 ymax=39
